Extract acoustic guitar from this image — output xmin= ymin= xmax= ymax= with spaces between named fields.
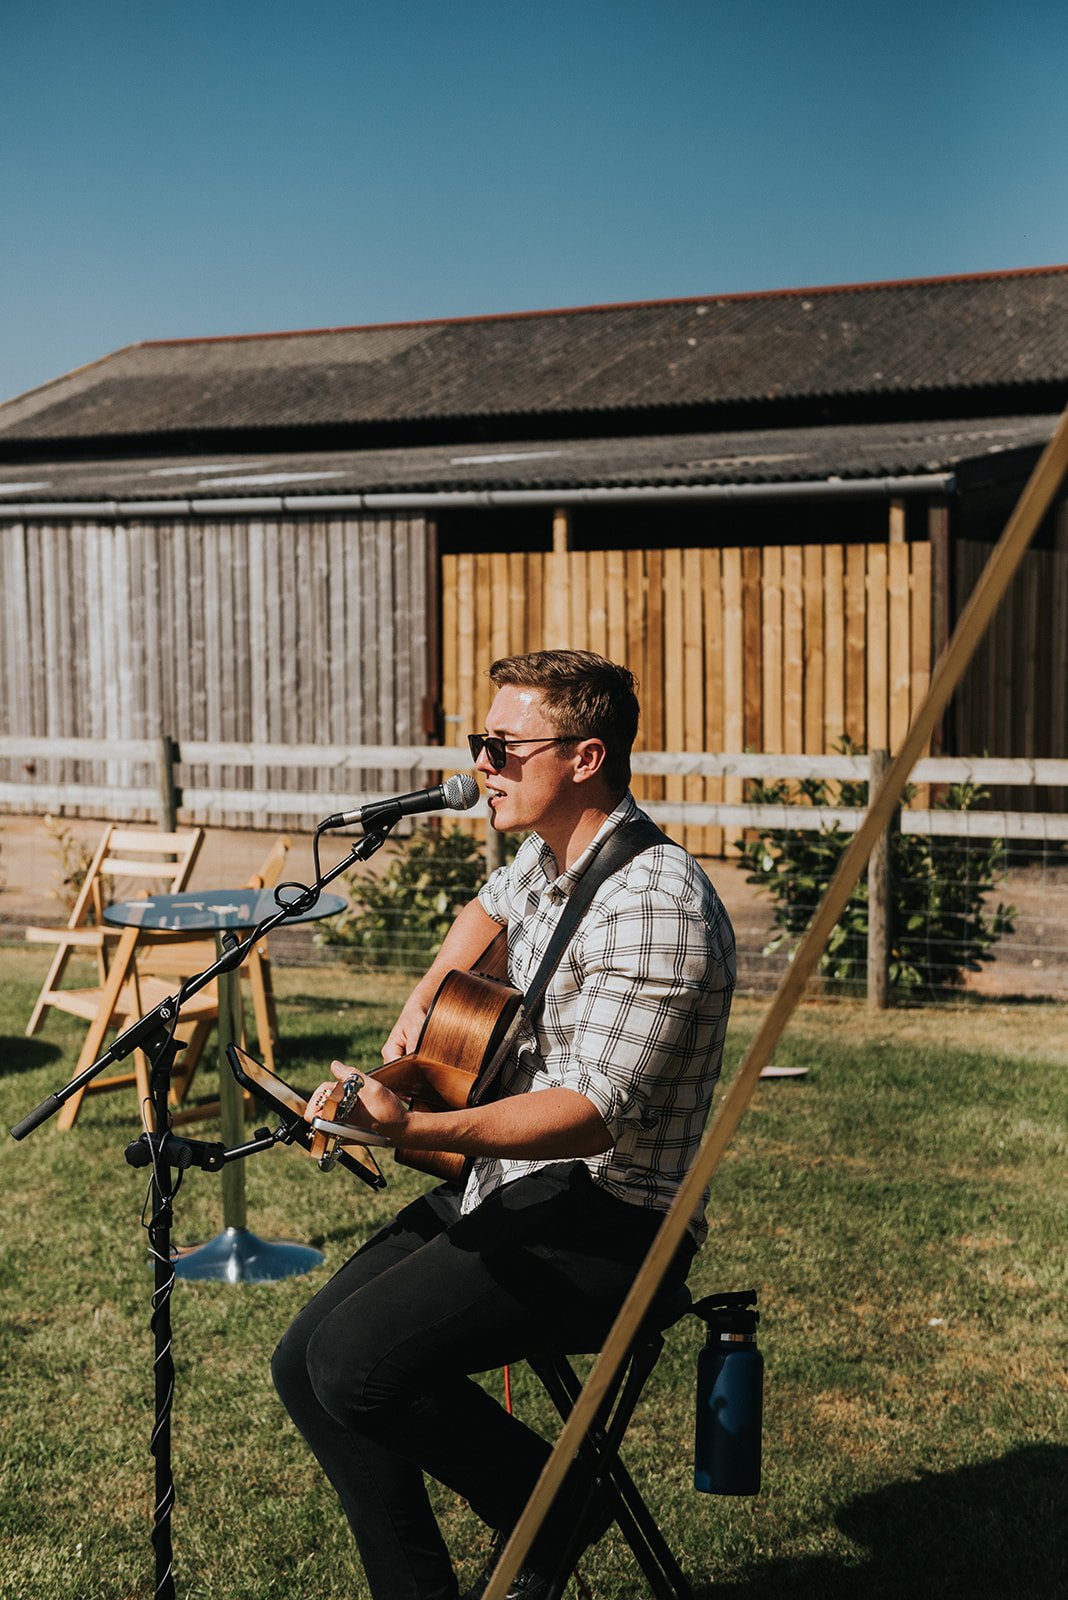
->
xmin=312 ymin=930 xmax=524 ymax=1182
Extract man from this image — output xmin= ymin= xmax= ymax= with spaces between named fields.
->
xmin=273 ymin=650 xmax=735 ymax=1600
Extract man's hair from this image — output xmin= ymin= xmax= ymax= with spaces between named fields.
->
xmin=488 ymin=650 xmax=640 ymax=792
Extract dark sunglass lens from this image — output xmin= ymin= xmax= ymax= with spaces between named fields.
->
xmin=486 ymin=737 xmax=507 ymax=770
xmin=467 ymin=734 xmax=483 ymax=762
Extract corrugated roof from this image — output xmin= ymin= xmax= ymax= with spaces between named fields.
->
xmin=1 ymin=266 xmax=1067 ymax=448
xmin=0 ymin=415 xmax=1054 ymax=506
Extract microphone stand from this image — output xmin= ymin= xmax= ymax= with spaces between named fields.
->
xmin=9 ymin=821 xmax=395 ymax=1600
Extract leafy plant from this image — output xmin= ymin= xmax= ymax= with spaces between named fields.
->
xmin=318 ymin=825 xmax=518 ymax=970
xmin=43 ymin=813 xmax=94 ymax=913
xmin=740 ymin=747 xmax=1015 ymax=997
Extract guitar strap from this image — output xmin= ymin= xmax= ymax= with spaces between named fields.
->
xmin=469 ymin=815 xmax=667 ymax=1106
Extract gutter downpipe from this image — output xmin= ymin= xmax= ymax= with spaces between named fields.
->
xmin=0 ymin=473 xmax=956 ymax=519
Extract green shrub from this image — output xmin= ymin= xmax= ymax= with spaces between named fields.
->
xmin=740 ymin=751 xmax=1015 ymax=997
xmin=44 ymin=813 xmax=94 ymax=912
xmin=318 ymin=825 xmax=518 ymax=970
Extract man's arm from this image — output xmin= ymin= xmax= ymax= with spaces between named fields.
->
xmin=381 ymin=898 xmax=503 ymax=1060
xmin=314 ymin=1061 xmax=613 ymax=1159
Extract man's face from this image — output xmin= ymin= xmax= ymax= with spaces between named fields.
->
xmin=474 ymin=684 xmax=578 ymax=837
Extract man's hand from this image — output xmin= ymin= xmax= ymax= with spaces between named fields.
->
xmin=304 ymin=1059 xmax=408 ymax=1144
xmin=381 ymin=996 xmax=428 ymax=1062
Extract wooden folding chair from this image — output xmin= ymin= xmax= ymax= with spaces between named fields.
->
xmin=53 ymin=921 xmax=222 ymax=1130
xmin=25 ymin=825 xmax=204 ymax=1037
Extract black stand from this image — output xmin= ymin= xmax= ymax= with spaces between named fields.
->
xmin=10 ymin=823 xmax=393 ymax=1600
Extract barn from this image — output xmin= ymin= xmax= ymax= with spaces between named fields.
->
xmin=1 ymin=264 xmax=1065 ymax=834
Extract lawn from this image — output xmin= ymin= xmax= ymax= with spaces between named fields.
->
xmin=1 ymin=947 xmax=1065 ymax=1599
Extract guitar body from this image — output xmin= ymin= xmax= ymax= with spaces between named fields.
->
xmin=374 ymin=963 xmax=523 ymax=1181
xmin=312 ymin=928 xmax=520 ymax=1183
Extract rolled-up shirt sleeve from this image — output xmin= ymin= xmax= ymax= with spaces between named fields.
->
xmin=478 ymin=866 xmax=511 ymax=927
xmin=558 ymin=880 xmax=732 ymax=1144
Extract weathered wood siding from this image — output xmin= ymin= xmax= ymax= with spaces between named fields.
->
xmin=0 ymin=515 xmax=432 ymax=828
xmin=442 ymin=542 xmax=934 ymax=855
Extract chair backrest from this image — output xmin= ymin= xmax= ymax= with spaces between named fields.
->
xmin=248 ymin=834 xmax=291 ymax=891
xmin=81 ymin=827 xmax=204 ymax=927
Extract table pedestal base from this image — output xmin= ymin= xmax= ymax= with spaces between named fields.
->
xmin=172 ymin=1226 xmax=324 ymax=1282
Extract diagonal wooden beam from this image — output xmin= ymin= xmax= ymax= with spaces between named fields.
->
xmin=483 ymin=403 xmax=1068 ymax=1600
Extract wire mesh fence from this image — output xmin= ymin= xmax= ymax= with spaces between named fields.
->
xmin=3 ymin=748 xmax=1065 ymax=1005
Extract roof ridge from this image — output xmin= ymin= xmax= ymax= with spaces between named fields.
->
xmin=137 ymin=263 xmax=1068 ymax=351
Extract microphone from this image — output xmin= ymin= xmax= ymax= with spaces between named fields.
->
xmin=321 ymin=772 xmax=480 ymax=830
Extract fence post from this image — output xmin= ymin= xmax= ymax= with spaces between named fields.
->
xmin=157 ymin=733 xmax=178 ymax=833
xmin=867 ymin=747 xmax=891 ymax=1009
xmin=485 ymin=819 xmax=506 ymax=877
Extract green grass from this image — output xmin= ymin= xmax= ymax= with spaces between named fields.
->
xmin=1 ymin=948 xmax=1065 ymax=1599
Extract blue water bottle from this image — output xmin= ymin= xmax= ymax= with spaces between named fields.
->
xmin=693 ymin=1289 xmax=762 ymax=1495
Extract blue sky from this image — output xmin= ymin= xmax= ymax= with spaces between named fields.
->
xmin=2 ymin=0 xmax=1066 ymax=403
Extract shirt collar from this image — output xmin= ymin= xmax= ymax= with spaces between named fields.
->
xmin=534 ymin=791 xmax=639 ymax=901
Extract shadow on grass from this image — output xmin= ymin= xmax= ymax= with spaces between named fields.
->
xmin=0 ymin=1034 xmax=64 ymax=1074
xmin=695 ymin=1444 xmax=1066 ymax=1598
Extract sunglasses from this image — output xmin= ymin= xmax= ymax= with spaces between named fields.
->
xmin=467 ymin=733 xmax=580 ymax=771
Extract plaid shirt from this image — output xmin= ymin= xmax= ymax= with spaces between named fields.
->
xmin=464 ymin=793 xmax=736 ymax=1243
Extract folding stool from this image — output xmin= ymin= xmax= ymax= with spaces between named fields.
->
xmin=525 ymin=1284 xmax=702 ymax=1600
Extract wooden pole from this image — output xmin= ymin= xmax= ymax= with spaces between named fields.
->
xmin=888 ymin=500 xmax=906 ymax=543
xmin=485 ymin=821 xmax=506 ymax=876
xmin=552 ymin=507 xmax=572 ymax=554
xmin=481 ymin=404 xmax=1068 ymax=1600
xmin=157 ymin=733 xmax=178 ymax=833
xmin=867 ymin=748 xmax=891 ymax=1009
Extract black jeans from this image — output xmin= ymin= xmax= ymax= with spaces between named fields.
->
xmin=272 ymin=1162 xmax=694 ymax=1600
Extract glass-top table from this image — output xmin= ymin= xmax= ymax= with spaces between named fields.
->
xmin=105 ymin=888 xmax=346 ymax=1282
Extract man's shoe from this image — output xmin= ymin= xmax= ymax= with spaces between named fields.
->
xmin=460 ymin=1532 xmax=552 ymax=1600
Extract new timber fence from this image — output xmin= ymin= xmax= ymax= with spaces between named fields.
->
xmin=1 ymin=737 xmax=1065 ymax=1005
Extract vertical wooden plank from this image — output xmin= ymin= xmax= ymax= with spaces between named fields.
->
xmin=909 ymin=541 xmax=933 ymax=803
xmin=506 ymin=550 xmax=526 ymax=654
xmin=378 ymin=518 xmax=397 ymax=783
xmin=624 ymin=550 xmax=646 ymax=805
xmin=781 ymin=545 xmax=804 ymax=754
xmin=867 ymin=543 xmax=889 ymax=753
xmin=888 ymin=540 xmax=911 ymax=753
xmin=1023 ymin=553 xmax=1042 ymax=758
xmin=456 ymin=553 xmax=477 ymax=744
xmin=761 ymin=546 xmax=783 ymax=755
xmin=823 ymin=544 xmax=845 ymax=749
xmin=490 ymin=551 xmax=510 ymax=668
xmin=702 ymin=546 xmax=724 ymax=857
xmin=1051 ymin=544 xmax=1068 ymax=773
xmin=545 ymin=549 xmax=569 ymax=649
xmin=742 ymin=547 xmax=762 ymax=752
xmin=587 ymin=551 xmax=607 ymax=657
xmin=644 ymin=549 xmax=664 ymax=804
xmin=526 ymin=551 xmax=544 ymax=652
xmin=662 ymin=549 xmax=685 ymax=840
xmin=844 ymin=544 xmax=867 ymax=749
xmin=928 ymin=500 xmax=951 ymax=755
xmin=721 ymin=546 xmax=744 ymax=849
xmin=606 ymin=549 xmax=626 ymax=666
xmin=683 ymin=547 xmax=705 ymax=852
xmin=802 ymin=544 xmax=824 ymax=753
xmin=474 ymin=554 xmax=493 ymax=730
xmin=888 ymin=500 xmax=906 ymax=543
xmin=441 ymin=551 xmax=459 ymax=744
xmin=569 ymin=551 xmax=589 ymax=652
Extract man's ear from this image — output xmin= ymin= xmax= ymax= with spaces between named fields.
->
xmin=572 ymin=738 xmax=607 ymax=783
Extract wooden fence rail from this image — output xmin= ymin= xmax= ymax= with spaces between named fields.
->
xmin=1 ymin=737 xmax=1065 ymax=838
